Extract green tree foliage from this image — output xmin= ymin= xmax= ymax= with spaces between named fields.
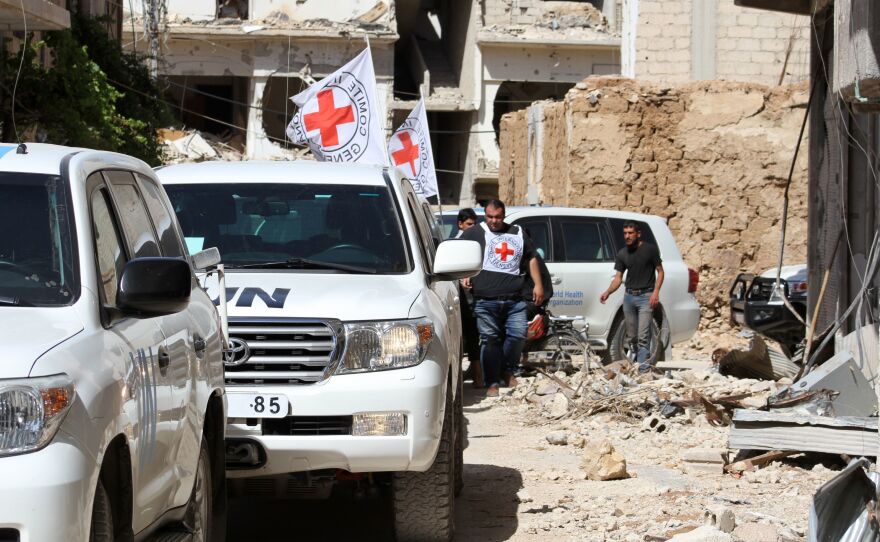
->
xmin=1 ymin=15 xmax=171 ymax=165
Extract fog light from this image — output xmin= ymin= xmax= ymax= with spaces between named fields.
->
xmin=352 ymin=412 xmax=407 ymax=436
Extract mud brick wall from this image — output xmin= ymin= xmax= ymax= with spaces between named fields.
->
xmin=498 ymin=78 xmax=809 ymax=347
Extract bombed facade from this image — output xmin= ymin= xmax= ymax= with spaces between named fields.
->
xmin=123 ymin=1 xmax=810 ymax=205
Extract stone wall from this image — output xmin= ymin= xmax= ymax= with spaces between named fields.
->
xmin=498 ymin=78 xmax=809 ymax=350
xmin=635 ymin=1 xmax=810 ymax=85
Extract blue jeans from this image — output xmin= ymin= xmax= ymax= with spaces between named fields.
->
xmin=623 ymin=292 xmax=654 ymax=372
xmin=473 ymin=299 xmax=528 ymax=387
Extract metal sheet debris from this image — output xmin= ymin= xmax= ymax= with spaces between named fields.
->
xmin=729 ymin=409 xmax=878 ymax=456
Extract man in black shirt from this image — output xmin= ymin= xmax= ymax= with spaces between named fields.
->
xmin=460 ymin=200 xmax=544 ymax=396
xmin=599 ymin=221 xmax=665 ymax=373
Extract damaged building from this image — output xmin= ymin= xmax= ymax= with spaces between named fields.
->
xmin=123 ymin=0 xmax=809 ymax=204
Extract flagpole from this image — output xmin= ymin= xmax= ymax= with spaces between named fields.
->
xmin=364 ymin=32 xmax=391 ymax=168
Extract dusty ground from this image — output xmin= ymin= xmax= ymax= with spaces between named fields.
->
xmin=226 ymin=357 xmax=847 ymax=541
xmin=456 ymin=358 xmax=844 ymax=542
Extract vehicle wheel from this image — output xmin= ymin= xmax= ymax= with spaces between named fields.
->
xmin=89 ymin=479 xmax=113 ymax=542
xmin=183 ymin=437 xmax=214 ymax=542
xmin=392 ymin=386 xmax=454 ymax=542
xmin=454 ymin=368 xmax=465 ymax=497
xmin=606 ymin=315 xmax=664 ymax=366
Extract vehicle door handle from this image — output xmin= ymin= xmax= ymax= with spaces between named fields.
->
xmin=157 ymin=348 xmax=170 ymax=376
xmin=193 ymin=335 xmax=207 ymax=358
xmin=551 ymin=278 xmax=562 ymax=285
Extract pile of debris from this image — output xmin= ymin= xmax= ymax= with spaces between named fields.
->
xmin=158 ymin=128 xmax=311 ymax=163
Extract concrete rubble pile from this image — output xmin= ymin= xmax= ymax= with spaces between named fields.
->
xmin=159 ymin=128 xmax=310 ymax=163
xmin=489 ymin=364 xmax=863 ymax=540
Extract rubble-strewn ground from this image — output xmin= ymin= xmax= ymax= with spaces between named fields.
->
xmin=456 ymin=358 xmax=845 ymax=542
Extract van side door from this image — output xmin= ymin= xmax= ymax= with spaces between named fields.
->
xmin=87 ymin=172 xmax=176 ymax=533
xmin=549 ymin=216 xmax=619 ymax=338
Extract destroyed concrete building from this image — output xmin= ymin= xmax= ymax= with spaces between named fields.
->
xmin=123 ymin=0 xmax=811 ymax=204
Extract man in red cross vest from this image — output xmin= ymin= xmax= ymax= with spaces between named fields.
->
xmin=459 ymin=200 xmax=544 ymax=396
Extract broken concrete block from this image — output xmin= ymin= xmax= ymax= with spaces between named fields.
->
xmin=705 ymin=506 xmax=736 ymax=534
xmin=642 ymin=413 xmax=668 ymax=433
xmin=732 ymin=522 xmax=777 ymax=542
xmin=536 ymin=381 xmax=561 ymax=396
xmin=549 ymin=393 xmax=569 ymax=417
xmin=545 ymin=431 xmax=568 ymax=446
xmin=580 ymin=439 xmax=629 ymax=481
xmin=667 ymin=525 xmax=733 ymax=542
xmin=683 ymin=448 xmax=727 ymax=473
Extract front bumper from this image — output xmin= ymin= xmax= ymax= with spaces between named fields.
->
xmin=0 ymin=431 xmax=95 ymax=542
xmin=226 ymin=358 xmax=447 ymax=478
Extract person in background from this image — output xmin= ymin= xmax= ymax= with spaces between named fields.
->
xmin=454 ymin=207 xmax=477 ymax=238
xmin=460 ymin=200 xmax=544 ymax=396
xmin=599 ymin=221 xmax=664 ymax=373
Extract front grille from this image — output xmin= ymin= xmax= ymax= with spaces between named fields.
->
xmin=263 ymin=416 xmax=353 ymax=436
xmin=225 ymin=319 xmax=338 ymax=385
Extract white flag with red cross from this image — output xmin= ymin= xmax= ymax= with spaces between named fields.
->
xmin=286 ymin=47 xmax=387 ymax=166
xmin=388 ymin=99 xmax=438 ymax=198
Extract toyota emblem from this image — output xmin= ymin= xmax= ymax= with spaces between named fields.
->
xmin=224 ymin=338 xmax=250 ymax=366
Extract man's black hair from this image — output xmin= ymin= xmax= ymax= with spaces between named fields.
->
xmin=457 ymin=208 xmax=478 ymax=222
xmin=485 ymin=199 xmax=506 ymax=213
xmin=622 ymin=220 xmax=641 ymax=232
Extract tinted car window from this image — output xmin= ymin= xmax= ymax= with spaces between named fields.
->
xmin=92 ymin=189 xmax=127 ymax=307
xmin=0 ymin=173 xmax=78 ymax=306
xmin=514 ymin=218 xmax=552 ymax=261
xmin=559 ymin=219 xmax=613 ymax=262
xmin=165 ymin=183 xmax=410 ymax=273
xmin=105 ymin=172 xmax=161 ymax=258
xmin=608 ymin=218 xmax=657 ymax=252
xmin=137 ymin=174 xmax=185 ymax=258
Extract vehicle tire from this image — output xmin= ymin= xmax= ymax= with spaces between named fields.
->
xmin=89 ymin=479 xmax=113 ymax=542
xmin=454 ymin=367 xmax=465 ymax=497
xmin=392 ymin=386 xmax=454 ymax=542
xmin=183 ymin=437 xmax=214 ymax=542
xmin=606 ymin=315 xmax=664 ymax=366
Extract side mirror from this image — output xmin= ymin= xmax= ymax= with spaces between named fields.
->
xmin=192 ymin=247 xmax=221 ymax=270
xmin=433 ymin=240 xmax=482 ymax=281
xmin=118 ymin=257 xmax=192 ymax=318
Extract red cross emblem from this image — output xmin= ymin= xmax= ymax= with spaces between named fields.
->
xmin=495 ymin=242 xmax=515 ymax=262
xmin=303 ymin=89 xmax=355 ymax=147
xmin=392 ymin=131 xmax=420 ymax=176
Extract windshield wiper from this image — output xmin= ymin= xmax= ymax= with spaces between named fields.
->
xmin=0 ymin=295 xmax=28 ymax=306
xmin=229 ymin=258 xmax=377 ymax=274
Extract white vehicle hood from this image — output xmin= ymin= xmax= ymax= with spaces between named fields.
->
xmin=0 ymin=307 xmax=83 ymax=379
xmin=217 ymin=272 xmax=421 ymax=321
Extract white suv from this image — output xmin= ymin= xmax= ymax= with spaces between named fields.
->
xmin=440 ymin=207 xmax=700 ymax=361
xmin=0 ymin=144 xmax=227 ymax=542
xmin=158 ymin=161 xmax=481 ymax=542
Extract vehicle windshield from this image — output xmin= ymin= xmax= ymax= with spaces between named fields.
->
xmin=165 ymin=183 xmax=410 ymax=273
xmin=0 ymin=173 xmax=78 ymax=306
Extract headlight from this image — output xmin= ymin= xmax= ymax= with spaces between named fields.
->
xmin=337 ymin=318 xmax=434 ymax=373
xmin=0 ymin=374 xmax=75 ymax=457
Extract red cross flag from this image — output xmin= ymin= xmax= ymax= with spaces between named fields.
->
xmin=388 ymin=99 xmax=438 ymax=198
xmin=286 ymin=47 xmax=387 ymax=166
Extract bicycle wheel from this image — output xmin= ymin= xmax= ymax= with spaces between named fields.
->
xmin=549 ymin=330 xmax=591 ymax=372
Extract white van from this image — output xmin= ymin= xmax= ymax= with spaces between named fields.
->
xmin=158 ymin=161 xmax=481 ymax=542
xmin=0 ymin=143 xmax=227 ymax=541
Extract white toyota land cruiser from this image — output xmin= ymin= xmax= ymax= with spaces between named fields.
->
xmin=0 ymin=144 xmax=227 ymax=541
xmin=158 ymin=160 xmax=481 ymax=541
